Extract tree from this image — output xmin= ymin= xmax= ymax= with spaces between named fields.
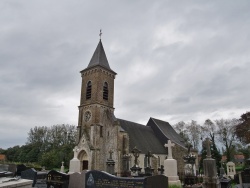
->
xmin=210 ymin=134 xmax=222 ymax=173
xmin=235 ymin=112 xmax=250 ymax=144
xmin=173 ymin=121 xmax=190 ymax=144
xmin=216 ymin=118 xmax=240 ymax=162
xmin=186 ymin=120 xmax=202 ymax=150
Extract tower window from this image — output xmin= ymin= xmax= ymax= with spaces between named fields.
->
xmin=103 ymin=82 xmax=108 ymax=100
xmin=86 ymin=81 xmax=92 ymax=99
xmin=100 ymin=126 xmax=103 ymax=137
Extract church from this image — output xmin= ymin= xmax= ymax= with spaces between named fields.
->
xmin=69 ymin=39 xmax=188 ymax=176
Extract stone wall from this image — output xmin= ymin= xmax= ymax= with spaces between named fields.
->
xmin=172 ymin=144 xmax=187 ymax=174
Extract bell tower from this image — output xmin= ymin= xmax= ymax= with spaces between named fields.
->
xmin=74 ymin=38 xmax=119 ymax=172
xmin=77 ymin=39 xmax=116 ymax=138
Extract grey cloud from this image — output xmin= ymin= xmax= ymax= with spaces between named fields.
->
xmin=1 ymin=0 xmax=250 ymax=148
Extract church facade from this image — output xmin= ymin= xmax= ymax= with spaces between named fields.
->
xmin=69 ymin=39 xmax=188 ymax=176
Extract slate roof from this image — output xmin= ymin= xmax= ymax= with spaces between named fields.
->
xmin=81 ymin=40 xmax=116 ymax=74
xmin=118 ymin=119 xmax=167 ymax=154
xmin=147 ymin=118 xmax=186 ymax=149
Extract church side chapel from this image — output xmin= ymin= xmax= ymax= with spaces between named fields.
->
xmin=69 ymin=37 xmax=189 ymax=176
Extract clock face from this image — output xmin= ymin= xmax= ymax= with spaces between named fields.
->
xmin=84 ymin=111 xmax=92 ymax=122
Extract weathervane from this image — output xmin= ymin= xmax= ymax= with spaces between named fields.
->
xmin=99 ymin=29 xmax=102 ymax=40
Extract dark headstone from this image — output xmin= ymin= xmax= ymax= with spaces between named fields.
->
xmin=234 ymin=168 xmax=250 ymax=184
xmin=145 ymin=175 xmax=168 ymax=188
xmin=47 ymin=170 xmax=69 ymax=188
xmin=220 ymin=177 xmax=231 ymax=188
xmin=35 ymin=171 xmax=48 ymax=188
xmin=85 ymin=170 xmax=168 ymax=188
xmin=21 ymin=168 xmax=37 ymax=187
xmin=16 ymin=164 xmax=27 ymax=176
xmin=158 ymin=165 xmax=164 ymax=175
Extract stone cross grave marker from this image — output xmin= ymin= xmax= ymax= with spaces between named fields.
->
xmin=73 ymin=146 xmax=79 ymax=159
xmin=131 ymin=146 xmax=141 ymax=166
xmin=145 ymin=151 xmax=153 ymax=167
xmin=205 ymin=138 xmax=212 ymax=158
xmin=109 ymin=150 xmax=113 ymax=159
xmin=164 ymin=140 xmax=175 ymax=159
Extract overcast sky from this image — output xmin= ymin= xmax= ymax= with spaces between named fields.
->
xmin=1 ymin=0 xmax=250 ymax=149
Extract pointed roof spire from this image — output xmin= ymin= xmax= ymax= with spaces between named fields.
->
xmin=82 ymin=38 xmax=116 ymax=74
xmin=88 ymin=39 xmax=110 ymax=69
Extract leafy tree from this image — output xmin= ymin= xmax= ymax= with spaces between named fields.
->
xmin=210 ymin=134 xmax=222 ymax=172
xmin=216 ymin=118 xmax=240 ymax=162
xmin=3 ymin=124 xmax=76 ymax=169
xmin=4 ymin=145 xmax=21 ymax=162
xmin=235 ymin=112 xmax=250 ymax=144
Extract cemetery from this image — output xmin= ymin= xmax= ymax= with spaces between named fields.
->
xmin=0 ymin=137 xmax=250 ymax=188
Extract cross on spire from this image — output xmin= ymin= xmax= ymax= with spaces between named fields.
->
xmin=99 ymin=29 xmax=102 ymax=40
xmin=164 ymin=140 xmax=175 ymax=159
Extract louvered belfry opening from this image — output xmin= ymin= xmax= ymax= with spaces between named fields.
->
xmin=86 ymin=81 xmax=92 ymax=99
xmin=103 ymin=82 xmax=108 ymax=100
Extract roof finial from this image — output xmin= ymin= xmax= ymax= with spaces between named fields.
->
xmin=99 ymin=29 xmax=102 ymax=40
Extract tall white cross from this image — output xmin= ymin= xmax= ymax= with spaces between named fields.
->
xmin=164 ymin=140 xmax=175 ymax=159
xmin=73 ymin=146 xmax=79 ymax=159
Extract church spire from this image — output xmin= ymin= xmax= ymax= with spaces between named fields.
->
xmin=88 ymin=40 xmax=110 ymax=69
xmin=82 ymin=38 xmax=116 ymax=74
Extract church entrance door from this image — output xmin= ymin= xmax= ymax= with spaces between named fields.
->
xmin=82 ymin=160 xmax=88 ymax=170
xmin=78 ymin=150 xmax=89 ymax=171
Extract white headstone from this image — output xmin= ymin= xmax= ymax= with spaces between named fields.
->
xmin=60 ymin=161 xmax=65 ymax=173
xmin=164 ymin=140 xmax=175 ymax=159
xmin=164 ymin=140 xmax=181 ymax=186
xmin=226 ymin=161 xmax=236 ymax=179
xmin=69 ymin=146 xmax=81 ymax=174
xmin=73 ymin=146 xmax=79 ymax=159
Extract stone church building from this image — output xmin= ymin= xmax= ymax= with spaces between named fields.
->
xmin=69 ymin=39 xmax=188 ymax=176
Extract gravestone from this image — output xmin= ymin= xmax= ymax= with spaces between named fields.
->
xmin=144 ymin=151 xmax=154 ymax=176
xmin=183 ymin=145 xmax=198 ymax=187
xmin=158 ymin=165 xmax=164 ymax=175
xmin=234 ymin=168 xmax=250 ymax=188
xmin=8 ymin=164 xmax=17 ymax=176
xmin=0 ymin=164 xmax=9 ymax=172
xmin=60 ymin=161 xmax=65 ymax=173
xmin=69 ymin=146 xmax=81 ymax=173
xmin=35 ymin=171 xmax=47 ymax=188
xmin=130 ymin=146 xmax=142 ymax=177
xmin=47 ymin=170 xmax=69 ymax=188
xmin=202 ymin=138 xmax=220 ymax=188
xmin=226 ymin=161 xmax=236 ymax=179
xmin=164 ymin=140 xmax=181 ymax=186
xmin=0 ymin=164 xmax=13 ymax=177
xmin=0 ymin=177 xmax=33 ymax=187
xmin=16 ymin=164 xmax=27 ymax=176
xmin=106 ymin=150 xmax=115 ymax=175
xmin=121 ymin=154 xmax=131 ymax=177
xmin=69 ymin=171 xmax=87 ymax=188
xmin=85 ymin=170 xmax=168 ymax=188
xmin=145 ymin=174 xmax=168 ymax=188
xmin=21 ymin=168 xmax=37 ymax=187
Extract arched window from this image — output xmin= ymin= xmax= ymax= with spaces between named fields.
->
xmin=103 ymin=82 xmax=108 ymax=100
xmin=86 ymin=81 xmax=92 ymax=99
